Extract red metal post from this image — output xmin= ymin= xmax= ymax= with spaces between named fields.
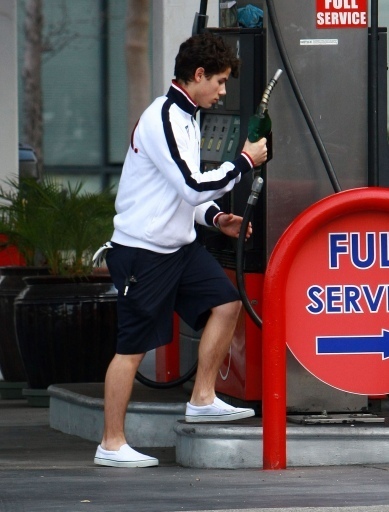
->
xmin=262 ymin=242 xmax=287 ymax=469
xmin=261 ymin=187 xmax=389 ymax=469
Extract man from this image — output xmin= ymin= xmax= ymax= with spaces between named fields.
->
xmin=94 ymin=32 xmax=267 ymax=468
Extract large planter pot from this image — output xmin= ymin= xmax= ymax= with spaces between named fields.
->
xmin=0 ymin=266 xmax=49 ymax=384
xmin=14 ymin=274 xmax=117 ymax=390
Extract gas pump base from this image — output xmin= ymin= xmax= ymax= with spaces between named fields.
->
xmin=48 ymin=383 xmax=389 ymax=469
xmin=174 ymin=420 xmax=389 ymax=469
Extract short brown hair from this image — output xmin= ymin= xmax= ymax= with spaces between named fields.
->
xmin=174 ymin=32 xmax=240 ymax=83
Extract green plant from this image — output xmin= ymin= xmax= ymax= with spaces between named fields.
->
xmin=0 ymin=177 xmax=115 ymax=276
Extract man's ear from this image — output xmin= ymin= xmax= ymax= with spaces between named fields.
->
xmin=194 ymin=67 xmax=205 ymax=83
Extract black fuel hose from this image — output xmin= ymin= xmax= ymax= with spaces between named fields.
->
xmin=135 ymin=360 xmax=198 ymax=389
xmin=265 ymin=0 xmax=342 ymax=194
xmin=236 ymin=177 xmax=264 ymax=328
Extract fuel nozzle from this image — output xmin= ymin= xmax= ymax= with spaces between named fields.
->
xmin=260 ymin=69 xmax=283 ymax=108
xmin=248 ymin=69 xmax=283 ymax=144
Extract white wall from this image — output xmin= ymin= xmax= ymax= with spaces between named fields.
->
xmin=151 ymin=0 xmax=219 ymax=98
xmin=0 ymin=0 xmax=18 ymax=191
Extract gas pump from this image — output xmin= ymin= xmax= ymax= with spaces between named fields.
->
xmin=197 ymin=0 xmax=385 ymax=413
xmin=150 ymin=0 xmax=387 ymax=415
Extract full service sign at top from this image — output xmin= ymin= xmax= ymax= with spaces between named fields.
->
xmin=316 ymin=0 xmax=367 ymax=28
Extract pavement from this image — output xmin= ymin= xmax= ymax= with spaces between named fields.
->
xmin=2 ymin=396 xmax=389 ymax=512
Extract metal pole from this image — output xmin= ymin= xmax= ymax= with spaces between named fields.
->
xmin=368 ymin=0 xmax=379 ymax=186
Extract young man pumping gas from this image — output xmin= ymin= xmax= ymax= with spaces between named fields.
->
xmin=94 ymin=32 xmax=267 ymax=468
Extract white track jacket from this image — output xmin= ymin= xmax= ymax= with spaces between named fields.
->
xmin=111 ymin=81 xmax=253 ymax=254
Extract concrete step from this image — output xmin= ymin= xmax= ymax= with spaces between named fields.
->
xmin=48 ymin=382 xmax=188 ymax=448
xmin=48 ymin=383 xmax=389 ymax=469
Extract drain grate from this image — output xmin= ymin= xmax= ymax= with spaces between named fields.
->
xmin=287 ymin=412 xmax=385 ymax=425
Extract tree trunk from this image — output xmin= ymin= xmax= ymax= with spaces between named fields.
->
xmin=23 ymin=0 xmax=43 ymax=179
xmin=126 ymin=0 xmax=150 ymax=141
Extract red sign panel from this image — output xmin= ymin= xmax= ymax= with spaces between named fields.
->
xmin=286 ymin=209 xmax=389 ymax=395
xmin=316 ymin=0 xmax=368 ymax=28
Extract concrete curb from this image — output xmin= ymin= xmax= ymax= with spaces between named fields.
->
xmin=48 ymin=384 xmax=389 ymax=468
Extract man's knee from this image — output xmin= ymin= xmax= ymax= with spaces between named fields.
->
xmin=213 ymin=300 xmax=242 ymax=320
xmin=110 ymin=352 xmax=145 ymax=371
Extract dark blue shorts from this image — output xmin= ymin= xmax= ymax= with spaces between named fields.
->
xmin=106 ymin=241 xmax=240 ymax=354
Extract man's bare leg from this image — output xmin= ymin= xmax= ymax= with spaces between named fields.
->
xmin=190 ymin=300 xmax=241 ymax=406
xmin=185 ymin=300 xmax=255 ymax=422
xmin=101 ymin=352 xmax=145 ymax=451
xmin=95 ymin=352 xmax=159 ymax=467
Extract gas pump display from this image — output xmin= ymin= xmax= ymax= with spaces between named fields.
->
xmin=200 ymin=114 xmax=240 ymax=166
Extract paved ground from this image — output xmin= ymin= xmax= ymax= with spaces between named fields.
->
xmin=2 ymin=397 xmax=389 ymax=512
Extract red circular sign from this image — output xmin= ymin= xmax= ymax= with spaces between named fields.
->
xmin=286 ymin=209 xmax=389 ymax=395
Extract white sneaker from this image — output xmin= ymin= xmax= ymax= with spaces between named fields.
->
xmin=94 ymin=444 xmax=159 ymax=468
xmin=185 ymin=397 xmax=255 ymax=423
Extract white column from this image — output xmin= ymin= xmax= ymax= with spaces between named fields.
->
xmin=0 ymin=0 xmax=18 ymax=191
xmin=151 ymin=0 xmax=219 ymax=98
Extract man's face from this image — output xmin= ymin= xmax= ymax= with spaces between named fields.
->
xmin=192 ymin=68 xmax=231 ymax=109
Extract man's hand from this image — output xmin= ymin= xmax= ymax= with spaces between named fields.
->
xmin=217 ymin=213 xmax=252 ymax=239
xmin=242 ymin=137 xmax=267 ymax=168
